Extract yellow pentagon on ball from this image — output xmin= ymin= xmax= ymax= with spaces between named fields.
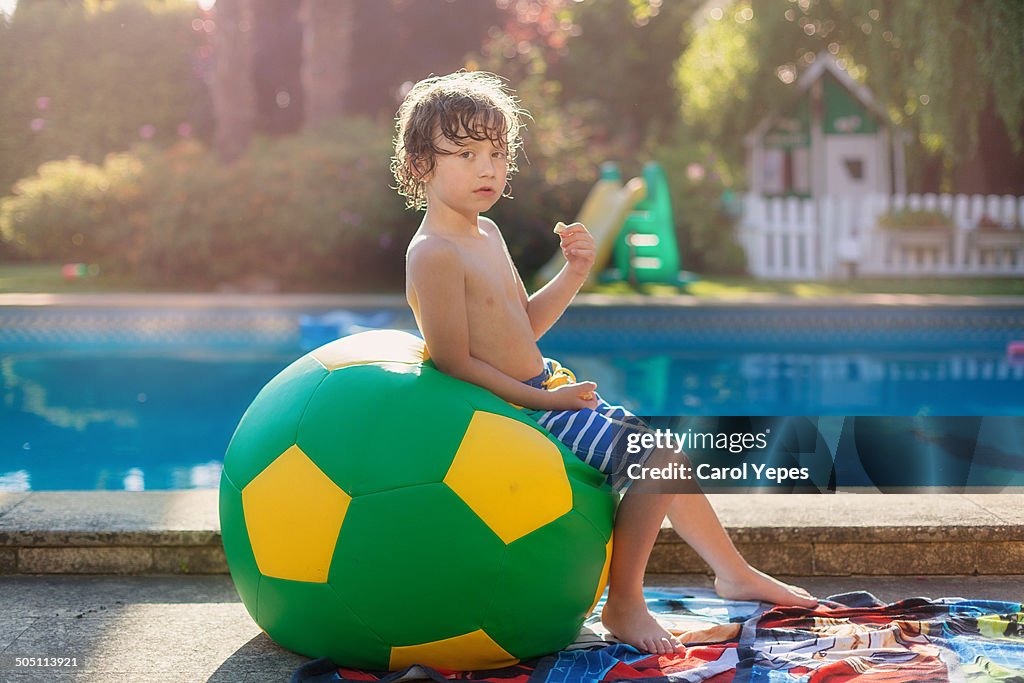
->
xmin=444 ymin=411 xmax=572 ymax=544
xmin=242 ymin=444 xmax=351 ymax=582
xmin=588 ymin=533 xmax=614 ymax=615
xmin=389 ymin=629 xmax=518 ymax=671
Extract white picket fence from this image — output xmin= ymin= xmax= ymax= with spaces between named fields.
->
xmin=739 ymin=193 xmax=1024 ymax=279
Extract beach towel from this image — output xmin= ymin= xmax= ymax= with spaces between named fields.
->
xmin=290 ymin=588 xmax=1024 ymax=682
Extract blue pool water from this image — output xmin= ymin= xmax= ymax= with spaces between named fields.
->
xmin=1 ymin=304 xmax=1022 ymax=490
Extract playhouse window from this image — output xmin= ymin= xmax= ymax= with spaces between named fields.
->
xmin=842 ymin=157 xmax=865 ymax=180
xmin=764 ymin=147 xmax=810 ymax=196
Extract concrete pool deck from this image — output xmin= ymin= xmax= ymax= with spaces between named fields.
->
xmin=0 ymin=491 xmax=1021 ymax=577
xmin=0 ymin=573 xmax=1020 ymax=682
xmin=0 ymin=492 xmax=1020 ymax=681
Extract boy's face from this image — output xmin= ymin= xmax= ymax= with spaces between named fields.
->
xmin=421 ymin=125 xmax=509 ymax=218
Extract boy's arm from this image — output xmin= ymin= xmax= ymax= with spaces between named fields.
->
xmin=408 ymin=238 xmax=595 ymax=411
xmin=518 ymin=222 xmax=596 ymax=340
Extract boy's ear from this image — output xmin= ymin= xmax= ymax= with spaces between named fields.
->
xmin=410 ymin=156 xmax=431 ymax=182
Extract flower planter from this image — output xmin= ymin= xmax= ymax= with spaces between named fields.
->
xmin=971 ymin=231 xmax=1024 ymax=249
xmin=879 ymin=228 xmax=953 ymax=269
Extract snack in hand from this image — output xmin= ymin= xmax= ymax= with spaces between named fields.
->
xmin=553 ymin=221 xmax=568 ymax=235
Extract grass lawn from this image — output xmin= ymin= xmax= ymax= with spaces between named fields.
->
xmin=0 ymin=262 xmax=152 ymax=294
xmin=593 ymin=276 xmax=1024 ymax=298
xmin=2 ymin=261 xmax=1024 ymax=297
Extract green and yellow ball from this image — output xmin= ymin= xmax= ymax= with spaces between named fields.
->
xmin=219 ymin=330 xmax=616 ymax=670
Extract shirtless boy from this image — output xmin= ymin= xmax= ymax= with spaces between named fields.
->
xmin=392 ymin=71 xmax=817 ymax=656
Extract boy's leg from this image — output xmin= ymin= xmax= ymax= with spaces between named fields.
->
xmin=601 ymin=466 xmax=680 ymax=654
xmin=664 ymin=494 xmax=818 ymax=607
xmin=631 ymin=448 xmax=817 ymax=606
xmin=601 ymin=448 xmax=817 ymax=655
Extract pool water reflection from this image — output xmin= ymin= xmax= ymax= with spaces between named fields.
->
xmin=2 ymin=346 xmax=1022 ymax=491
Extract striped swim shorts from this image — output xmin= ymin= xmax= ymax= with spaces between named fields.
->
xmin=519 ymin=358 xmax=656 ymax=492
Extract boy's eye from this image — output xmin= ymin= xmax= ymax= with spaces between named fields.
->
xmin=459 ymin=151 xmax=473 ymax=159
xmin=493 ymin=150 xmax=507 ymax=159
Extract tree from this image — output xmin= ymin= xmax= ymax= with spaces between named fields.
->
xmin=299 ymin=0 xmax=354 ymax=130
xmin=345 ymin=0 xmax=503 ymax=119
xmin=250 ymin=0 xmax=303 ymax=135
xmin=211 ymin=0 xmax=255 ymax=162
xmin=551 ymin=0 xmax=703 ymax=152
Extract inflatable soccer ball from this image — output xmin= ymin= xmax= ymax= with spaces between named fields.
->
xmin=220 ymin=330 xmax=616 ymax=671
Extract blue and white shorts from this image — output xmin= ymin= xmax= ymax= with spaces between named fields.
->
xmin=519 ymin=359 xmax=656 ymax=492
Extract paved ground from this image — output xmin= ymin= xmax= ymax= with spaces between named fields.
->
xmin=0 ymin=574 xmax=1021 ymax=683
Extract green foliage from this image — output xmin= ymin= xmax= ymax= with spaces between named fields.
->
xmin=137 ymin=119 xmax=412 ymax=290
xmin=675 ymin=2 xmax=794 ymax=171
xmin=550 ymin=0 xmax=701 ymax=151
xmin=0 ymin=0 xmax=209 ymax=196
xmin=648 ymin=129 xmax=747 ymax=274
xmin=1 ymin=118 xmax=417 ymax=291
xmin=0 ymin=153 xmax=144 ymax=262
xmin=876 ymin=209 xmax=953 ymax=232
xmin=676 ymin=3 xmax=761 ymax=146
xmin=837 ymin=0 xmax=1024 ymax=158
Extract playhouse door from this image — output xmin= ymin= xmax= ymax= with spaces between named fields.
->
xmin=823 ymin=135 xmax=878 ymax=195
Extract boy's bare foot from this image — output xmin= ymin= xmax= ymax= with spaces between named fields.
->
xmin=601 ymin=598 xmax=681 ymax=655
xmin=714 ymin=567 xmax=819 ymax=608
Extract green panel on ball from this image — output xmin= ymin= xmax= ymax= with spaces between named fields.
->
xmin=256 ymin=575 xmax=391 ymax=670
xmin=298 ymin=363 xmax=476 ymax=496
xmin=328 ymin=483 xmax=507 ymax=647
xmin=218 ymin=472 xmax=261 ymax=616
xmin=224 ymin=354 xmax=328 ymax=488
xmin=565 ymin=465 xmax=618 ymax=544
xmin=483 ymin=510 xmax=608 ymax=657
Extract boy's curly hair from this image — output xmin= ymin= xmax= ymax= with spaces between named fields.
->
xmin=392 ymin=71 xmax=527 ymax=211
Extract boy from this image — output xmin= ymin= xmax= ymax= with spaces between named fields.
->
xmin=392 ymin=71 xmax=817 ymax=656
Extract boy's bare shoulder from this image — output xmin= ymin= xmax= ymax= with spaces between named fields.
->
xmin=407 ymin=233 xmax=462 ymax=279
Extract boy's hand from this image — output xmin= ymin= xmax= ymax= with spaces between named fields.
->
xmin=545 ymin=381 xmax=599 ymax=411
xmin=555 ymin=222 xmax=596 ymax=278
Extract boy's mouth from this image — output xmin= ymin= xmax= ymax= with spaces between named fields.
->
xmin=474 ymin=187 xmax=496 ymax=195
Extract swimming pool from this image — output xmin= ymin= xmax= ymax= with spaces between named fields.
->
xmin=2 ymin=301 xmax=1022 ymax=490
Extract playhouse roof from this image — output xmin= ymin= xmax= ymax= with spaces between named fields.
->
xmin=744 ymin=52 xmax=903 ymax=147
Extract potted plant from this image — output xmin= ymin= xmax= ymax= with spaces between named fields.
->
xmin=973 ymin=214 xmax=1024 ymax=246
xmin=971 ymin=215 xmax=1024 ymax=265
xmin=875 ymin=209 xmax=954 ymax=261
xmin=877 ymin=209 xmax=953 ymax=234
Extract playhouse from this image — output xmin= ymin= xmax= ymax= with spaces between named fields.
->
xmin=744 ymin=52 xmax=908 ymax=199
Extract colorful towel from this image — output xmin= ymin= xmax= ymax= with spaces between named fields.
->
xmin=291 ymin=588 xmax=1024 ymax=682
